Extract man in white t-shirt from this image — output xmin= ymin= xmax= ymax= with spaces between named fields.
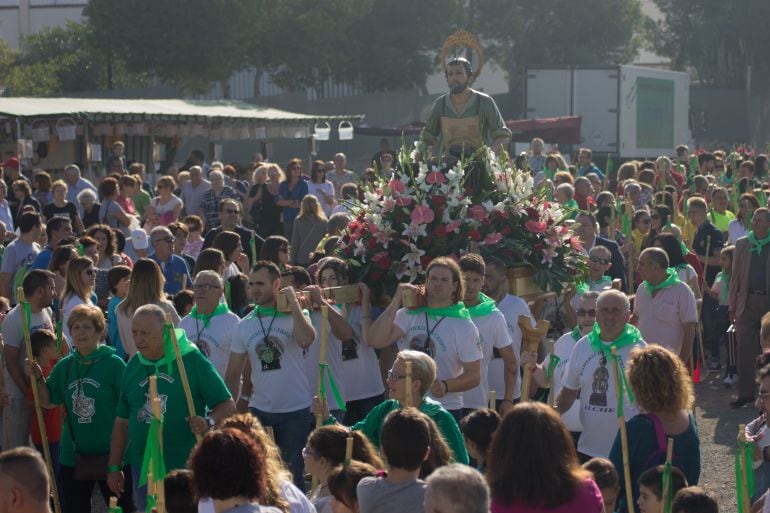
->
xmin=633 ymin=247 xmax=697 ymax=362
xmin=224 ymin=260 xmax=316 ymax=490
xmin=0 ymin=212 xmax=42 ymax=301
xmin=179 ymin=271 xmax=240 ymax=380
xmin=327 ymin=153 xmax=357 ymax=195
xmin=370 ymin=257 xmax=482 ymax=421
xmin=555 ymin=289 xmax=646 ymax=460
xmin=1 ymin=270 xmax=56 ymax=448
xmin=458 ymin=254 xmax=516 ymax=416
xmin=482 ymin=257 xmax=530 ymax=404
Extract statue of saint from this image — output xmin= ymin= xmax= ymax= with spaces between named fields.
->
xmin=420 ymin=56 xmax=511 ymax=159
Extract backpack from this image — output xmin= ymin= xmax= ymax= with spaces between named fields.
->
xmin=640 ymin=413 xmax=684 ymax=471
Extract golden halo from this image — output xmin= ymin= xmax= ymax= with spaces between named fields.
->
xmin=440 ymin=30 xmax=485 ymax=82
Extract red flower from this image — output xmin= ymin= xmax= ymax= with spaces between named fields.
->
xmin=421 ymin=254 xmax=433 ymax=267
xmin=387 ymin=179 xmax=405 ymax=194
xmin=433 ymin=225 xmax=447 ymax=237
xmin=395 ymin=196 xmax=413 ymax=207
xmin=426 ymin=171 xmax=446 ymax=184
xmin=501 ymin=226 xmax=512 ymax=236
xmin=432 ymin=195 xmax=446 ymax=208
xmin=569 ymin=236 xmax=584 ymax=252
xmin=525 ymin=220 xmax=548 ymax=233
xmin=411 ymin=205 xmax=435 ymax=225
xmin=370 ymin=270 xmax=382 ymax=281
xmin=468 ymin=229 xmax=482 ymax=241
xmin=367 ymin=237 xmax=378 ymax=250
xmin=469 ymin=205 xmax=487 ymax=220
xmin=372 ymin=252 xmax=393 ymax=270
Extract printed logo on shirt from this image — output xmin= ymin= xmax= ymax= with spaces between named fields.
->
xmin=71 ymin=387 xmax=96 ymax=423
xmin=341 ymin=336 xmax=360 ymax=361
xmin=588 ymin=354 xmax=609 ymax=407
xmin=256 ymin=337 xmax=284 ymax=371
xmin=409 ymin=334 xmax=436 ymax=358
xmin=138 ymin=393 xmax=168 ymax=424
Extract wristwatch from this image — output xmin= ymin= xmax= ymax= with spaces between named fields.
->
xmin=204 ymin=416 xmax=216 ymax=431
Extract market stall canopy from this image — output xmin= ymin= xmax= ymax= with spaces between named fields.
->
xmin=354 ymin=116 xmax=581 ymax=145
xmin=0 ymin=97 xmax=363 ymax=124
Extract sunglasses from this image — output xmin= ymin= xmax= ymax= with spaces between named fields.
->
xmin=387 ymin=369 xmax=406 ymax=381
xmin=577 ymin=309 xmax=597 ymax=317
xmin=155 ymin=236 xmax=175 ymax=244
xmin=193 ymin=283 xmax=220 ymax=292
xmin=589 ymin=256 xmax=610 ymax=265
xmin=302 ymin=446 xmax=319 ymax=458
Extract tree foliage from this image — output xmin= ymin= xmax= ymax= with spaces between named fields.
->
xmin=475 ymin=0 xmax=643 ymax=89
xmin=646 ymin=0 xmax=770 ymax=88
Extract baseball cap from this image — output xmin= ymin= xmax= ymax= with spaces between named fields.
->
xmin=2 ymin=157 xmax=19 ymax=170
xmin=130 ymin=229 xmax=149 ymax=251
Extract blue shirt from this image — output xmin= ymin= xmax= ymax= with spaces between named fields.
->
xmin=149 ymin=253 xmax=192 ymax=295
xmin=107 ymin=295 xmax=125 ymax=359
xmin=278 ymin=179 xmax=309 ymax=226
xmin=579 ymin=163 xmax=604 ymax=181
xmin=29 ymin=245 xmax=53 ymax=270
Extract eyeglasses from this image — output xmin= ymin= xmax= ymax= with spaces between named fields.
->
xmin=84 ymin=269 xmax=97 ymax=276
xmin=154 ymin=236 xmax=175 ymax=244
xmin=193 ymin=283 xmax=221 ymax=292
xmin=223 ymin=209 xmax=240 ymax=215
xmin=302 ymin=446 xmax=319 ymax=458
xmin=387 ymin=369 xmax=406 ymax=381
xmin=589 ymin=256 xmax=610 ymax=265
xmin=576 ymin=309 xmax=597 ymax=317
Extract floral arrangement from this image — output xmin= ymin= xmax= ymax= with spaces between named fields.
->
xmin=337 ymin=146 xmax=587 ymax=300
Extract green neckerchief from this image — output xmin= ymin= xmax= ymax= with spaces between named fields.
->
xmin=189 ymin=303 xmax=230 ymax=331
xmin=717 ymin=271 xmax=731 ymax=303
xmin=571 ymin=326 xmax=582 ymax=341
xmin=587 ymin=323 xmax=641 ymax=356
xmin=643 ymin=267 xmax=681 ymax=295
xmin=246 ymin=304 xmax=290 ymax=318
xmin=465 ymin=293 xmax=497 ymax=318
xmin=576 ymin=276 xmax=612 ymax=295
xmin=747 ymin=230 xmax=770 ymax=254
xmin=405 ymin=302 xmax=471 ymax=320
xmin=224 ymin=280 xmax=232 ymax=309
xmin=135 ymin=325 xmax=198 ymax=377
xmin=319 ymin=362 xmax=346 ymax=413
xmin=73 ymin=344 xmax=114 ymax=362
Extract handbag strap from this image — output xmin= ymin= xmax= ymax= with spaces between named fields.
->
xmin=644 ymin=412 xmax=667 ymax=452
xmin=64 ymin=357 xmax=79 ymax=452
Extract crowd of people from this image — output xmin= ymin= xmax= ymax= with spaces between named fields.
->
xmin=4 ymin=135 xmax=770 ymax=513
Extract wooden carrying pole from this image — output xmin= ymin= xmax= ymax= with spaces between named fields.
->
xmin=148 ymin=375 xmax=166 ymax=513
xmin=661 ymin=438 xmax=674 ymax=513
xmin=344 ymin=434 xmax=354 ymax=465
xmin=405 ymin=360 xmax=413 ymax=407
xmin=610 ymin=347 xmax=634 ymax=513
xmin=695 ymin=235 xmax=711 ymax=370
xmin=165 ymin=313 xmax=201 ymax=443
xmin=18 ymin=288 xmax=61 ymax=513
xmin=488 ymin=390 xmax=496 ymax=412
xmin=738 ymin=424 xmax=751 ymax=513
xmin=315 ymin=305 xmax=329 ymax=428
xmin=518 ymin=316 xmax=550 ymax=402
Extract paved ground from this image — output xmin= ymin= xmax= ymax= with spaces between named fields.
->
xmin=694 ymin=369 xmax=755 ymax=513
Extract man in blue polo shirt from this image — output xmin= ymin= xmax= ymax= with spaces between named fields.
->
xmin=29 ymin=217 xmax=73 ymax=270
xmin=149 ymin=226 xmax=191 ymax=295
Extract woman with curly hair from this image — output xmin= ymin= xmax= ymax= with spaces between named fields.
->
xmin=222 ymin=413 xmax=315 ymax=513
xmin=609 ymin=345 xmax=700 ymax=510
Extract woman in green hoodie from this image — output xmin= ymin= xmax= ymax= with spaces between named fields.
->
xmin=32 ymin=303 xmax=133 ymax=513
xmin=316 ymin=349 xmax=469 ymax=464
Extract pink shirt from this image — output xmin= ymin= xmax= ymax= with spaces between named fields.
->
xmin=634 ymin=281 xmax=698 ymax=355
xmin=491 ymin=479 xmax=604 ymax=513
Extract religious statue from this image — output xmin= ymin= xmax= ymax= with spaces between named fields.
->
xmin=420 ymin=30 xmax=512 ymax=159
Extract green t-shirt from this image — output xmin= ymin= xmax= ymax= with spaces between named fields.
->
xmin=708 ymin=209 xmax=735 ymax=233
xmin=116 ymin=348 xmax=232 ymax=470
xmin=132 ymin=190 xmax=152 ymax=217
xmin=351 ymin=397 xmax=469 ymax=465
xmin=46 ymin=345 xmax=126 ymax=467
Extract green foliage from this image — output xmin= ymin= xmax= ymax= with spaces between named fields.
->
xmin=646 ymin=0 xmax=770 ymax=88
xmin=475 ymin=0 xmax=643 ymax=88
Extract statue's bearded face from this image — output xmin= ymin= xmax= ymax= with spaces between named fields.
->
xmin=446 ymin=64 xmax=470 ymax=94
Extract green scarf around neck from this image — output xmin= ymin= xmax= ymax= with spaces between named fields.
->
xmin=247 ymin=304 xmax=290 ymax=319
xmin=73 ymin=344 xmax=114 ymax=362
xmin=190 ymin=303 xmax=230 ymax=326
xmin=748 ymin=230 xmax=770 ymax=254
xmin=406 ymin=302 xmax=471 ymax=320
xmin=587 ymin=323 xmax=642 ymax=356
xmin=135 ymin=325 xmax=198 ymax=376
xmin=643 ymin=267 xmax=681 ymax=295
xmin=465 ymin=293 xmax=497 ymax=318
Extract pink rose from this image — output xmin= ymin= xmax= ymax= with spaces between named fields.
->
xmin=411 ymin=205 xmax=435 ymax=225
xmin=525 ymin=220 xmax=548 ymax=233
xmin=445 ymin=220 xmax=462 ymax=233
xmin=483 ymin=232 xmax=503 ymax=245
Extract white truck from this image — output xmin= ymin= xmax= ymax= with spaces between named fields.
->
xmin=524 ymin=65 xmax=693 ymax=158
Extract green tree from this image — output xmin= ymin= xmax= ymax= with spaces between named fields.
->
xmin=646 ymin=0 xmax=770 ymax=88
xmin=476 ymin=0 xmax=643 ymax=90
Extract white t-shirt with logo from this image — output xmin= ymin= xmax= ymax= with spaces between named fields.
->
xmin=179 ymin=309 xmax=240 ymax=380
xmin=543 ymin=331 xmax=583 ymax=432
xmin=394 ymin=308 xmax=482 ymax=411
xmin=231 ymin=310 xmax=312 ymax=413
xmin=465 ymin=309 xmax=512 ymax=410
xmin=305 ymin=307 xmax=347 ymax=411
xmin=338 ymin=304 xmax=385 ymax=402
xmin=562 ymin=334 xmax=647 ymax=458
xmin=491 ymin=294 xmax=533 ymax=400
